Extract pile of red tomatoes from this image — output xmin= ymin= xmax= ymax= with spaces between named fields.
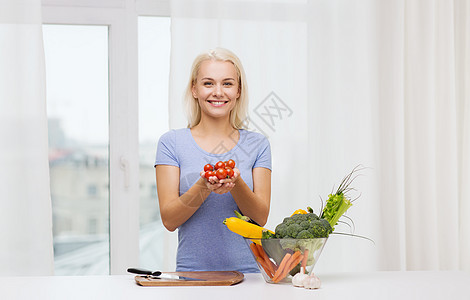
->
xmin=203 ymin=159 xmax=236 ymax=180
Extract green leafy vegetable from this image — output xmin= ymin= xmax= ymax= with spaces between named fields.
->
xmin=320 ymin=165 xmax=363 ymax=230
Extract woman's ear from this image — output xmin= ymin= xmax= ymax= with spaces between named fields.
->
xmin=191 ymin=82 xmax=197 ymax=99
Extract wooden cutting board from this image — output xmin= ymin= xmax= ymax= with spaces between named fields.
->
xmin=134 ymin=271 xmax=244 ymax=286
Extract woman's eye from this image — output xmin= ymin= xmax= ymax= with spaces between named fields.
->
xmin=223 ymin=82 xmax=233 ymax=86
xmin=203 ymin=82 xmax=213 ymax=86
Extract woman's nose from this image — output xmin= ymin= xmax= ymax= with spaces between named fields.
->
xmin=213 ymin=84 xmax=223 ymax=97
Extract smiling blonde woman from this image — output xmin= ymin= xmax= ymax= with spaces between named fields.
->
xmin=155 ymin=48 xmax=272 ymax=273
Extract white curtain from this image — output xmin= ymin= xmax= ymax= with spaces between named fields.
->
xmin=0 ymin=0 xmax=54 ymax=275
xmin=168 ymin=0 xmax=470 ymax=272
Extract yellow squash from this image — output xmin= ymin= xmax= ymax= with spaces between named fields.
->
xmin=223 ymin=217 xmax=274 ymax=245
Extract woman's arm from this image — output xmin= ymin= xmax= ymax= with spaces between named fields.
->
xmin=229 ymin=167 xmax=271 ymax=226
xmin=156 ymin=165 xmax=213 ymax=231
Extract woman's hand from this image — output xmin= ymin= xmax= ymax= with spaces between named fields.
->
xmin=199 ymin=167 xmax=240 ymax=194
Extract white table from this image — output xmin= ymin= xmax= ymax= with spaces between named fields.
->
xmin=1 ymin=271 xmax=469 ymax=300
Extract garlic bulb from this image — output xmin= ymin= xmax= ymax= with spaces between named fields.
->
xmin=302 ymin=273 xmax=321 ymax=289
xmin=292 ymin=268 xmax=309 ymax=287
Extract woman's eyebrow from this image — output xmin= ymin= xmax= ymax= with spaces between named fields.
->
xmin=201 ymin=77 xmax=236 ymax=81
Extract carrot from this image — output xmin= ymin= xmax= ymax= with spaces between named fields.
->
xmin=286 ymin=254 xmax=304 ymax=274
xmin=285 ymin=250 xmax=301 ymax=270
xmin=273 ymin=251 xmax=303 ymax=283
xmin=250 ymin=243 xmax=273 ymax=278
xmin=301 ymin=249 xmax=309 ymax=271
xmin=255 ymin=244 xmax=277 ymax=275
xmin=249 ymin=242 xmax=260 ymax=258
xmin=272 ymin=253 xmax=291 ymax=282
xmin=256 ymin=257 xmax=274 ymax=278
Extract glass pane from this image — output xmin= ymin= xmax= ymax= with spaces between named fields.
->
xmin=43 ymin=24 xmax=109 ymax=275
xmin=138 ymin=16 xmax=170 ymax=269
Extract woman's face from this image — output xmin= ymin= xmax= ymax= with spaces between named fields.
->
xmin=192 ymin=59 xmax=240 ymax=121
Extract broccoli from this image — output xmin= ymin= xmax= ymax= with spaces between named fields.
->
xmin=308 ymin=219 xmax=333 ymax=238
xmin=296 ymin=230 xmax=314 ymax=239
xmin=286 ymin=223 xmax=303 ymax=238
xmin=306 ymin=213 xmax=320 ymax=222
xmin=274 ymin=223 xmax=288 ymax=238
xmin=281 ymin=216 xmax=295 ymax=227
xmin=261 ymin=229 xmax=276 ymax=239
xmin=299 ymin=220 xmax=310 ymax=230
xmin=273 ymin=212 xmax=331 ymax=239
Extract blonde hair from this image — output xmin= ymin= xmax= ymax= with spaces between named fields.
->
xmin=184 ymin=48 xmax=248 ymax=129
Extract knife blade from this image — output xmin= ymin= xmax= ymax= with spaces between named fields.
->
xmin=150 ymin=273 xmax=206 ymax=281
xmin=127 ymin=268 xmax=206 ymax=281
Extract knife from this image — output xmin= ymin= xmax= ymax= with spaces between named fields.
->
xmin=127 ymin=268 xmax=206 ymax=281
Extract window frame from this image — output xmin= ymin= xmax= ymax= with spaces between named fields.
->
xmin=41 ymin=0 xmax=170 ymax=275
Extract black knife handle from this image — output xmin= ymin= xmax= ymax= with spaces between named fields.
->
xmin=127 ymin=268 xmax=162 ymax=276
xmin=127 ymin=268 xmax=152 ymax=275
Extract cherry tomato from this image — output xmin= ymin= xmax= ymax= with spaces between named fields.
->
xmin=215 ymin=168 xmax=227 ymax=179
xmin=204 ymin=171 xmax=215 ymax=180
xmin=226 ymin=159 xmax=236 ymax=169
xmin=204 ymin=164 xmax=214 ymax=172
xmin=214 ymin=161 xmax=225 ymax=170
xmin=225 ymin=167 xmax=234 ymax=178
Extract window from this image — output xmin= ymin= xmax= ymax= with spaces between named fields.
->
xmin=43 ymin=24 xmax=110 ymax=275
xmin=42 ymin=0 xmax=171 ymax=275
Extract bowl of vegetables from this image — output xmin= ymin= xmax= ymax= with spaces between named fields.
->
xmin=246 ymin=237 xmax=328 ymax=284
xmin=223 ymin=166 xmax=367 ymax=286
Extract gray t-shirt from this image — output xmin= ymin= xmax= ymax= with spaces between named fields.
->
xmin=155 ymin=128 xmax=272 ymax=273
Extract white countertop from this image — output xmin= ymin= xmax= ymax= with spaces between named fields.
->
xmin=1 ymin=271 xmax=469 ymax=300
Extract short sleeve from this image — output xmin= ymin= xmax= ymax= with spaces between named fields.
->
xmin=253 ymin=135 xmax=272 ymax=171
xmin=154 ymin=130 xmax=180 ymax=167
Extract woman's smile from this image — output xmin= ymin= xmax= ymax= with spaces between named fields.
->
xmin=207 ymin=100 xmax=229 ymax=107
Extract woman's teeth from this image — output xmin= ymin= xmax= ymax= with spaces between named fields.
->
xmin=209 ymin=101 xmax=226 ymax=105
